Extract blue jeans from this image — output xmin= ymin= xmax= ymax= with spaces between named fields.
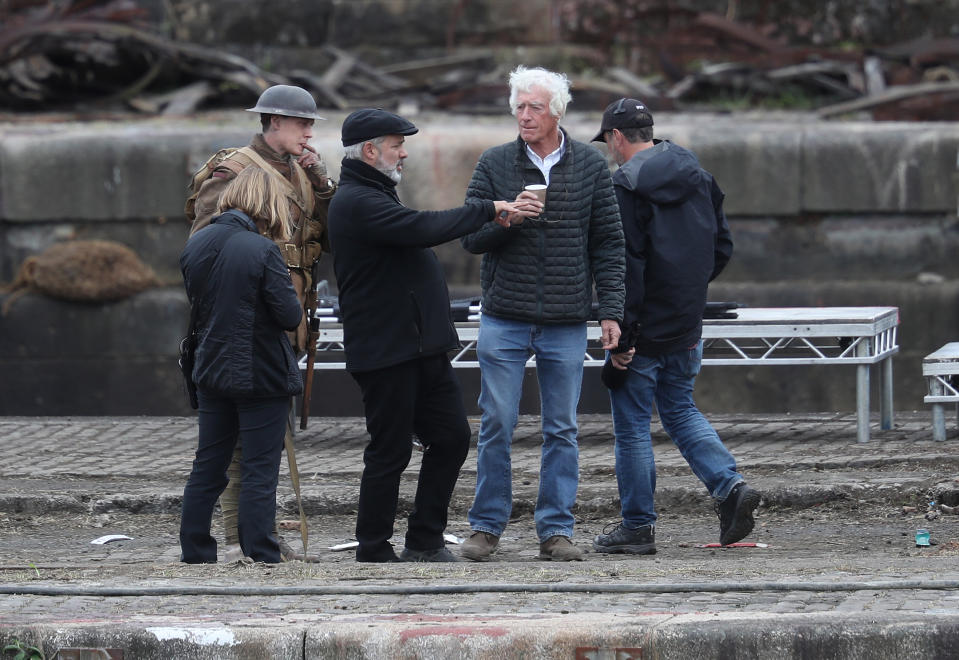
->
xmin=468 ymin=314 xmax=586 ymax=541
xmin=609 ymin=341 xmax=742 ymax=528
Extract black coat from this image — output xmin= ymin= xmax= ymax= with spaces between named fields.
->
xmin=614 ymin=140 xmax=733 ymax=356
xmin=180 ymin=210 xmax=303 ymax=397
xmin=328 ymin=158 xmax=496 ymax=372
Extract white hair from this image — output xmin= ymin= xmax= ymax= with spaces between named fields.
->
xmin=508 ymin=66 xmax=572 ymax=118
xmin=343 ymin=135 xmax=388 ymax=160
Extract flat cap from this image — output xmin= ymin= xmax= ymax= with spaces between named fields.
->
xmin=341 ymin=108 xmax=418 ymax=147
xmin=591 ymin=98 xmax=653 ymax=143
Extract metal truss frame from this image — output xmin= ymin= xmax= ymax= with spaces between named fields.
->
xmin=300 ymin=307 xmax=901 ymax=443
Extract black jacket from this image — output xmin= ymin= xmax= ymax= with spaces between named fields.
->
xmin=462 ymin=128 xmax=625 ymax=324
xmin=615 ymin=140 xmax=733 ymax=356
xmin=328 ymin=158 xmax=496 ymax=372
xmin=180 ymin=210 xmax=303 ymax=397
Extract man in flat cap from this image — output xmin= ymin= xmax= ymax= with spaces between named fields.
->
xmin=327 ymin=108 xmax=533 ymax=562
xmin=590 ymin=98 xmax=759 ymax=556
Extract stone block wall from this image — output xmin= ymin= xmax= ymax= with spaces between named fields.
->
xmin=1 ymin=113 xmax=957 ymax=416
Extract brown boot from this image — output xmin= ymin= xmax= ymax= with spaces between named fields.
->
xmin=538 ymin=535 xmax=584 ymax=561
xmin=278 ymin=536 xmax=321 ymax=563
xmin=222 ymin=543 xmax=246 ymax=563
xmin=460 ymin=531 xmax=499 ymax=561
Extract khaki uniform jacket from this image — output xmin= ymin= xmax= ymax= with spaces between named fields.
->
xmin=189 ymin=134 xmax=334 ymax=352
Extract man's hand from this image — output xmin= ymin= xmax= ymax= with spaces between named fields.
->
xmin=514 ymin=189 xmax=544 ymax=218
xmin=600 ymin=318 xmax=622 ymax=350
xmin=610 ymin=348 xmax=635 ymax=370
xmin=300 ymin=145 xmax=332 ymax=191
xmin=493 ymin=200 xmax=536 ymax=228
xmin=298 ymin=144 xmax=321 ymax=169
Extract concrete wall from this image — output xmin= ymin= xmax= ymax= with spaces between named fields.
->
xmin=1 ymin=113 xmax=957 ymax=416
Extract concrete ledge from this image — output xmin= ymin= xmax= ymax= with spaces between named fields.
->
xmin=3 ymin=612 xmax=958 ymax=659
xmin=0 ymin=624 xmax=302 ymax=660
xmin=802 ymin=123 xmax=959 ymax=213
xmin=662 ymin=123 xmax=803 ymax=215
xmin=1 ymin=116 xmax=957 ymax=221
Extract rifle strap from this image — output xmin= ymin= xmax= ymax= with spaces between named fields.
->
xmin=283 ymin=417 xmax=309 ymax=555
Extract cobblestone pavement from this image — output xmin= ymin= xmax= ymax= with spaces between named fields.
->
xmin=1 ymin=412 xmax=958 ymax=658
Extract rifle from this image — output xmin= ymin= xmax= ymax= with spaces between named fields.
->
xmin=299 ymin=288 xmax=320 ymax=429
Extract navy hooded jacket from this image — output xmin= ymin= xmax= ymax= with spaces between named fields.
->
xmin=614 ymin=140 xmax=733 ymax=356
xmin=180 ymin=210 xmax=303 ymax=397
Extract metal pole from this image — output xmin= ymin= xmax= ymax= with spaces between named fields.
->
xmin=880 ymin=356 xmax=894 ymax=430
xmin=933 ymin=403 xmax=946 ymax=442
xmin=856 ymin=364 xmax=870 ymax=443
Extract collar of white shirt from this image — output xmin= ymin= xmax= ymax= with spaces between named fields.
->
xmin=525 ymin=131 xmax=565 ymax=186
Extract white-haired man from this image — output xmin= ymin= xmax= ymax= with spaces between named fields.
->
xmin=460 ymin=66 xmax=626 ymax=561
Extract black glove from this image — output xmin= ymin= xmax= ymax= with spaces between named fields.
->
xmin=601 ymin=320 xmax=640 ymax=390
xmin=601 ymin=356 xmax=630 ymax=390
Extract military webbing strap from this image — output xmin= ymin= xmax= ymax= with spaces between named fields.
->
xmin=224 ymin=147 xmax=318 ymax=272
xmin=234 ymin=146 xmax=315 ymax=218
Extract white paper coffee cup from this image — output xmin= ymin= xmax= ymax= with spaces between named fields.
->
xmin=524 ymin=184 xmax=547 ymax=203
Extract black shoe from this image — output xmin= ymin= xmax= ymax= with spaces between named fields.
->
xmin=592 ymin=522 xmax=656 ymax=555
xmin=356 ymin=544 xmax=401 ymax=563
xmin=717 ymin=483 xmax=762 ymax=546
xmin=400 ymin=546 xmax=461 ymax=562
xmin=356 ymin=553 xmax=401 ymax=563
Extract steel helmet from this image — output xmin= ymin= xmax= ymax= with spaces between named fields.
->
xmin=245 ymin=85 xmax=326 ymax=120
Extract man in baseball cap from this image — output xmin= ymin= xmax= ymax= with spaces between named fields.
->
xmin=591 ymin=97 xmax=654 ymax=143
xmin=590 ymin=97 xmax=758 ymax=558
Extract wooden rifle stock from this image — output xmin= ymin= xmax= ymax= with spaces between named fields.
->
xmin=299 ymin=297 xmax=320 ymax=429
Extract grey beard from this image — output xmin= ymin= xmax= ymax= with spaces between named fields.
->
xmin=374 ymin=157 xmax=402 ymax=183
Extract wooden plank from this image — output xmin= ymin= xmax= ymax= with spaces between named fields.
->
xmin=817 ymin=81 xmax=959 ymax=117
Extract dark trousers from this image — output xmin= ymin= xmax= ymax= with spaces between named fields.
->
xmin=179 ymin=391 xmax=288 ymax=563
xmin=351 ymin=354 xmax=471 ymax=561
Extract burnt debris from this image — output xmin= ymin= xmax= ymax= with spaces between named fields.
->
xmin=2 ymin=1 xmax=958 ymax=120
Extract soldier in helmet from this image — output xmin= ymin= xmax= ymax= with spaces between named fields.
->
xmin=186 ymin=84 xmax=334 ymax=562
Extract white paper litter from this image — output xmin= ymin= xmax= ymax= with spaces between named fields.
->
xmin=90 ymin=534 xmax=133 ymax=545
xmin=328 ymin=533 xmax=463 ymax=551
xmin=328 ymin=541 xmax=359 ymax=551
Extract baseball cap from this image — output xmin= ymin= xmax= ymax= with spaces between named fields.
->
xmin=341 ymin=108 xmax=418 ymax=147
xmin=591 ymin=98 xmax=654 ymax=143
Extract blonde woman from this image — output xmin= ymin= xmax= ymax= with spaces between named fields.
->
xmin=178 ymin=167 xmax=302 ymax=564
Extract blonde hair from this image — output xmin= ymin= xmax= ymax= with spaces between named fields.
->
xmin=216 ymin=167 xmax=293 ymax=241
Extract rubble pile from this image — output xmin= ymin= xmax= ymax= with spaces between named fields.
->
xmin=2 ymin=0 xmax=958 ymax=119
